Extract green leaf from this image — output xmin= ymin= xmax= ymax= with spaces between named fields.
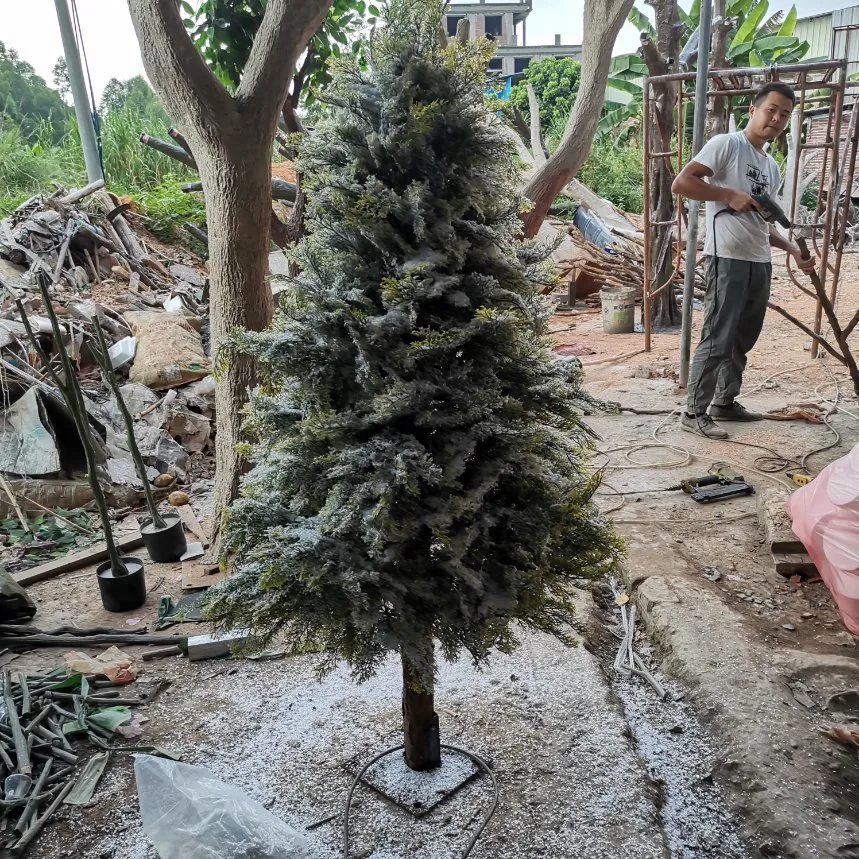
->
xmin=50 ymin=673 xmax=83 ymax=691
xmin=607 ymin=78 xmax=643 ymax=96
xmin=749 ymin=48 xmax=765 ymax=66
xmin=727 ymin=39 xmax=754 ymax=60
xmin=89 ymin=706 xmax=132 ymax=732
xmin=728 ymin=0 xmax=754 ymax=15
xmin=753 ymin=35 xmax=798 ymax=54
xmin=778 ymin=5 xmax=797 ymax=37
xmin=368 ymin=2 xmax=379 ymax=13
xmin=735 ymin=0 xmax=769 ymax=46
xmin=627 ymin=6 xmax=656 ymax=38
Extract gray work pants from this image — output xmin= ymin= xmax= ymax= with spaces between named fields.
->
xmin=686 ymin=255 xmax=771 ymax=415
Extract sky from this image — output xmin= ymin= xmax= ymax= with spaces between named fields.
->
xmin=1 ymin=0 xmax=858 ymax=101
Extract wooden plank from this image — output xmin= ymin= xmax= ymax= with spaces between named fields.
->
xmin=772 ymin=551 xmax=817 ymax=578
xmin=757 ymin=488 xmax=805 ymax=553
xmin=13 ymin=532 xmax=145 ymax=587
xmin=187 ymin=629 xmax=249 ymax=661
xmin=181 ymin=560 xmax=224 ymax=591
xmin=174 ymin=504 xmax=209 ymax=546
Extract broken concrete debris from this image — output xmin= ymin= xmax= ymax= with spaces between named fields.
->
xmin=0 ymin=182 xmax=215 ymax=542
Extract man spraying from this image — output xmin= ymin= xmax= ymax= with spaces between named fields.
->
xmin=672 ymin=82 xmax=816 ymax=440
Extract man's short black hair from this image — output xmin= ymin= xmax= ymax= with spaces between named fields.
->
xmin=753 ymin=82 xmax=796 ymax=107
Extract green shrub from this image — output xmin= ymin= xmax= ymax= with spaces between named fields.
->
xmin=577 ymin=139 xmax=644 ymax=214
xmin=133 ymin=177 xmax=206 ymax=242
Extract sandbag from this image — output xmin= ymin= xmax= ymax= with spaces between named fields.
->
xmin=787 ymin=442 xmax=859 ymax=634
xmin=124 ymin=312 xmax=210 ymax=391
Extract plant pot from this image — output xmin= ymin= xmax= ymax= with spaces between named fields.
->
xmin=97 ymin=556 xmax=146 ymax=613
xmin=140 ymin=513 xmax=187 ymax=563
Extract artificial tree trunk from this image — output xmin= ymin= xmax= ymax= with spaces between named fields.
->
xmin=401 ymin=649 xmax=441 ymax=771
xmin=520 ymin=0 xmax=634 ymax=238
xmin=127 ymin=0 xmax=332 ymax=559
xmin=642 ymin=0 xmax=683 ymax=330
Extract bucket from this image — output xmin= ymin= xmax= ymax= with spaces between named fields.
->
xmin=97 ymin=557 xmax=146 ymax=613
xmin=600 ymin=286 xmax=636 ymax=334
xmin=140 ymin=513 xmax=187 ymax=563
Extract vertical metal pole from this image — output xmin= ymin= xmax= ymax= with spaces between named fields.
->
xmin=678 ymin=0 xmax=713 ymax=388
xmin=642 ymin=80 xmax=652 ymax=353
xmin=54 ymin=0 xmax=103 ymax=183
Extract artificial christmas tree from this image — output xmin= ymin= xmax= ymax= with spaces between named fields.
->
xmin=205 ymin=0 xmax=621 ymax=771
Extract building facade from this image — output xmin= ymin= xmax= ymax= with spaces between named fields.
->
xmin=444 ymin=0 xmax=582 ymax=78
xmin=795 ymin=6 xmax=859 ymax=79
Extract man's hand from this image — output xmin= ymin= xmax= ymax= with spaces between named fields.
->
xmin=791 ymin=246 xmax=818 ymax=273
xmin=722 ymin=189 xmax=761 ymax=213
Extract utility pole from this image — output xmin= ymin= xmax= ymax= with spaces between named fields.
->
xmin=678 ymin=0 xmax=713 ymax=388
xmin=54 ymin=0 xmax=103 ymax=183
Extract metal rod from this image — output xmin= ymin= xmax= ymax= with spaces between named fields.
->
xmin=54 ymin=0 xmax=103 ymax=182
xmin=812 ymin=71 xmax=845 ymax=357
xmin=648 ymin=59 xmax=845 ymax=85
xmin=679 ymin=0 xmax=713 ymax=389
xmin=643 ymin=79 xmax=652 ymax=353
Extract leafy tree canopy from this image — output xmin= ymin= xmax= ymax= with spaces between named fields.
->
xmin=0 ymin=43 xmax=68 ymax=143
xmin=509 ymin=57 xmax=581 ymax=138
xmin=100 ymin=75 xmax=166 ymax=118
xmin=181 ymin=0 xmax=372 ymax=107
xmin=204 ymin=0 xmax=620 ymax=686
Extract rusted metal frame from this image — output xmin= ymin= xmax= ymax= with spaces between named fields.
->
xmin=788 ymin=74 xmax=808 ymax=231
xmin=643 ymin=78 xmax=652 ymax=353
xmin=811 ymin=76 xmax=845 ymax=357
xmin=647 ymin=60 xmax=845 ymax=86
xmin=827 ymin=99 xmax=859 ymax=333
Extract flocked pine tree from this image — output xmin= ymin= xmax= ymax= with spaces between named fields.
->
xmin=205 ymin=0 xmax=622 ymax=771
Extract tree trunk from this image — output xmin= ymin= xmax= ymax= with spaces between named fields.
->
xmin=520 ymin=0 xmax=634 ymax=238
xmin=643 ymin=0 xmax=683 ymax=330
xmin=706 ymin=0 xmax=730 ymax=138
xmin=401 ymin=649 xmax=440 ymax=771
xmin=197 ymin=148 xmax=275 ymax=551
xmin=127 ymin=0 xmax=333 ymax=561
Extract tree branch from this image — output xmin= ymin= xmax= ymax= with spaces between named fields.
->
xmin=236 ymin=0 xmax=333 ymax=115
xmin=767 ymin=302 xmax=846 ymax=364
xmin=127 ymin=0 xmax=232 ymax=127
xmin=527 ymin=84 xmax=546 ymax=166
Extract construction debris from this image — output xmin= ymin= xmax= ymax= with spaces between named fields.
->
xmin=0 ymin=182 xmax=215 ymax=576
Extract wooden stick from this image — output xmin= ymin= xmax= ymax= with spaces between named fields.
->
xmin=0 ymin=473 xmax=30 ymax=534
xmin=139 ymin=133 xmax=196 ymax=169
xmin=3 ymin=672 xmax=31 ymax=779
xmin=0 ymin=633 xmax=184 ymax=649
xmin=59 ymin=179 xmax=105 ymax=205
xmin=9 ymin=494 xmax=94 ymax=535
xmin=11 ymin=776 xmax=75 ymax=854
xmin=51 ymin=221 xmax=74 ymax=286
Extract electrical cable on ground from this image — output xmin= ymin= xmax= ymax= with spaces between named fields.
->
xmin=343 ymin=744 xmax=499 ymax=859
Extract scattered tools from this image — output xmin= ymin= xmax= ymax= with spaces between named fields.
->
xmin=668 ymin=463 xmax=755 ymax=504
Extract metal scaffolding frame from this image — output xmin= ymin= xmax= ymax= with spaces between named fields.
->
xmin=641 ymin=60 xmax=858 ymax=364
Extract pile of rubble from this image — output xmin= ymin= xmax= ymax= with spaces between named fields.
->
xmin=0 ymin=181 xmax=215 ymax=538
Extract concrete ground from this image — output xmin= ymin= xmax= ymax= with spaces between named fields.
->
xmin=574 ymin=315 xmax=859 ymax=858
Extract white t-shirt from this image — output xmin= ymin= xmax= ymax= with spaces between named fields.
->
xmin=693 ymin=131 xmax=780 ymax=263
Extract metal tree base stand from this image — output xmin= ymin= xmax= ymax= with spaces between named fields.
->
xmin=343 ymin=744 xmax=499 ymax=859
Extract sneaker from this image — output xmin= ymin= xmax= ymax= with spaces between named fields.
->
xmin=681 ymin=413 xmax=729 ymax=439
xmin=709 ymin=401 xmax=762 ymax=422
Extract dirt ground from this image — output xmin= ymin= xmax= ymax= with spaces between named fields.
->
xmin=4 ymin=248 xmax=859 ymax=858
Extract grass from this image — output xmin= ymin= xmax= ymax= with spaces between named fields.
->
xmin=0 ymin=103 xmax=203 ymax=242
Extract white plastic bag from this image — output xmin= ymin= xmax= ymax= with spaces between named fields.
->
xmin=135 ymin=755 xmax=310 ymax=859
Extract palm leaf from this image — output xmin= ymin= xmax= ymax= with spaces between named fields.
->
xmin=749 ymin=47 xmax=765 ymax=67
xmin=607 ymin=77 xmax=643 ymax=96
xmin=778 ymin=5 xmax=798 ymax=37
xmin=735 ymin=0 xmax=769 ymax=45
xmin=727 ymin=0 xmax=754 ymax=16
xmin=628 ymin=6 xmax=656 ymax=38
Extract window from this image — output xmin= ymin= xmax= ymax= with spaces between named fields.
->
xmin=487 ymin=57 xmax=503 ymax=71
xmin=514 ymin=57 xmax=531 ymax=73
xmin=485 ymin=15 xmax=502 ymax=40
xmin=446 ymin=15 xmax=464 ymax=37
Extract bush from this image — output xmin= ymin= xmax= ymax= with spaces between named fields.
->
xmin=133 ymin=177 xmax=206 ymax=242
xmin=508 ymin=57 xmax=580 ymax=133
xmin=577 ymin=139 xmax=644 ymax=214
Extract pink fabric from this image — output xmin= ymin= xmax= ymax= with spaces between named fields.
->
xmin=787 ymin=442 xmax=859 ymax=635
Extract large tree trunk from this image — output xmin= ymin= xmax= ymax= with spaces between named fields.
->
xmin=401 ymin=648 xmax=440 ymax=771
xmin=198 ymin=149 xmax=275 ymax=537
xmin=643 ymin=0 xmax=683 ymax=330
xmin=520 ymin=0 xmax=634 ymax=238
xmin=127 ymin=0 xmax=333 ymax=559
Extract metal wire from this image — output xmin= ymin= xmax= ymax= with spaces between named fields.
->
xmin=343 ymin=743 xmax=499 ymax=859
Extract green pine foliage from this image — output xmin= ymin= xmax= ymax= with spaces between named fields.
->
xmin=204 ymin=0 xmax=622 ymax=687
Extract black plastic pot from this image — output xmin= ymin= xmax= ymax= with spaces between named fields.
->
xmin=97 ymin=556 xmax=146 ymax=613
xmin=140 ymin=513 xmax=187 ymax=563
